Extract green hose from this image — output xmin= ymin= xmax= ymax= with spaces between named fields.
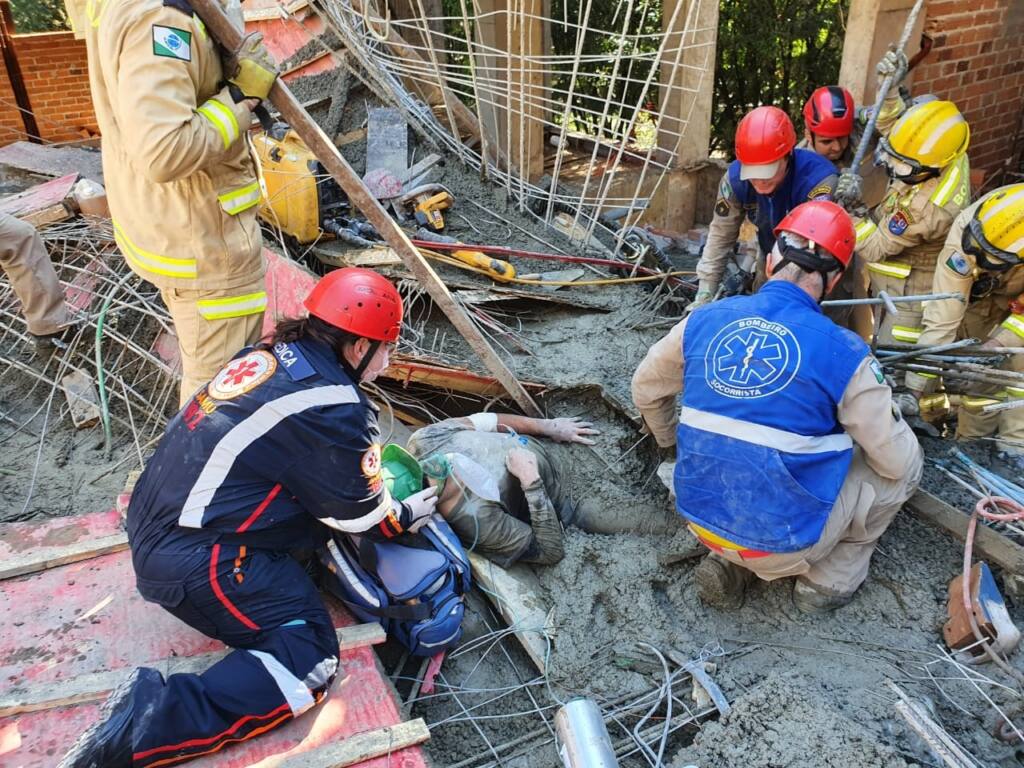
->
xmin=95 ymin=289 xmax=114 ymax=460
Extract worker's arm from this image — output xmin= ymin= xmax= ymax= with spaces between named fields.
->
xmin=505 ymin=448 xmax=564 ymax=565
xmin=631 ymin=317 xmax=688 ymax=448
xmin=853 ymin=194 xmax=951 ymax=265
xmin=423 ymin=413 xmax=599 ymax=444
xmin=837 ymin=356 xmax=922 ymax=480
xmin=112 ymin=6 xmax=254 ymax=183
xmin=807 ymin=172 xmax=839 ymax=201
xmin=695 ymin=173 xmax=745 ymax=291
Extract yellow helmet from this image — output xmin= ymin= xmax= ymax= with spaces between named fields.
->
xmin=879 ymin=100 xmax=969 ymax=180
xmin=963 ymin=184 xmax=1024 ymax=271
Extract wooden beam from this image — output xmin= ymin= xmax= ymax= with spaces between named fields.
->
xmin=468 ymin=552 xmax=551 ymax=673
xmin=279 ymin=719 xmax=430 ymax=768
xmin=905 ymin=489 xmax=1024 ymax=575
xmin=190 ymin=0 xmax=540 ymax=416
xmin=0 ymin=623 xmax=386 ymax=717
xmin=0 ymin=532 xmax=129 ymax=582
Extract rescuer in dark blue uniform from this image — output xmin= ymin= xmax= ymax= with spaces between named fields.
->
xmin=59 ymin=268 xmax=439 ymax=768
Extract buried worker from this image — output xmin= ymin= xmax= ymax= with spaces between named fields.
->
xmin=688 ymin=105 xmax=838 ymax=313
xmin=631 ymin=201 xmax=923 ymax=613
xmin=58 ymin=269 xmax=440 ymax=768
xmin=0 ymin=213 xmax=78 ymax=351
xmin=399 ymin=412 xmax=681 ymax=567
xmin=902 ymin=184 xmax=1024 ymax=473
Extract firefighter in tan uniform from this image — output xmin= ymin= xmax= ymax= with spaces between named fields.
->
xmin=0 ymin=213 xmax=75 ymax=349
xmin=77 ymin=0 xmax=279 ymax=405
xmin=904 ymin=184 xmax=1024 ymax=471
xmin=632 ymin=202 xmax=922 ymax=613
xmin=849 ymin=100 xmax=971 ymax=347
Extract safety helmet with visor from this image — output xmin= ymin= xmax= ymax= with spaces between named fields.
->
xmin=961 ymin=184 xmax=1024 ymax=273
xmin=874 ymin=100 xmax=969 ymax=185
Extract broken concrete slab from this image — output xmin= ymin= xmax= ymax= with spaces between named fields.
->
xmin=0 ymin=142 xmax=103 ymax=183
xmin=0 ymin=173 xmax=77 ymax=219
xmin=366 ymin=107 xmax=409 ymax=177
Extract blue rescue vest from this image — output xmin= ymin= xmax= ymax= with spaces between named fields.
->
xmin=727 ymin=149 xmax=837 ymax=256
xmin=674 ymin=281 xmax=867 ymax=552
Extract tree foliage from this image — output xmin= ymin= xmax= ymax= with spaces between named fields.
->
xmin=9 ymin=0 xmax=70 ymax=33
xmin=712 ymin=0 xmax=848 ymax=155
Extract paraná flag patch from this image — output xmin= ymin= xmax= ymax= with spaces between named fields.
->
xmin=153 ymin=25 xmax=192 ymax=61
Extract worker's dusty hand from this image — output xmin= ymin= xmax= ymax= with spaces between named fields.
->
xmin=980 ymin=338 xmax=1003 ymax=351
xmin=403 ymin=486 xmax=438 ymax=533
xmin=506 ymin=448 xmax=541 ymax=486
xmin=546 ymin=416 xmax=600 ymax=445
xmin=835 ymin=170 xmax=863 ymax=209
xmin=893 ymin=391 xmax=920 ymax=418
xmin=685 ymin=283 xmax=716 ymax=315
xmin=225 ymin=32 xmax=278 ymax=101
xmin=876 ymin=47 xmax=908 ymax=85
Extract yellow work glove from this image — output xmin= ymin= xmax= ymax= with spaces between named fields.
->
xmin=225 ymin=32 xmax=278 ymax=101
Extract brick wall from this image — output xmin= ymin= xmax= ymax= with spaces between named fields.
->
xmin=912 ymin=0 xmax=1024 ymax=179
xmin=0 ymin=31 xmax=97 ymax=145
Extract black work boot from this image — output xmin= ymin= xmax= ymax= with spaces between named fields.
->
xmin=694 ymin=553 xmax=753 ymax=609
xmin=31 ymin=322 xmax=80 ymax=354
xmin=792 ymin=579 xmax=854 ymax=614
xmin=57 ymin=668 xmax=138 ymax=768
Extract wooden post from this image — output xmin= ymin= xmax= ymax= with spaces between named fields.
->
xmin=646 ymin=0 xmax=717 ymax=231
xmin=839 ymin=0 xmax=926 ymax=105
xmin=189 ymin=0 xmax=542 ymax=416
xmin=0 ymin=0 xmax=41 ymax=143
xmin=473 ymin=0 xmax=544 ymax=182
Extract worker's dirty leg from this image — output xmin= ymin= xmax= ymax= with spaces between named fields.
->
xmin=571 ymin=498 xmax=682 ymax=536
xmin=694 ymin=553 xmax=753 ymax=610
xmin=798 ymin=450 xmax=923 ymax=609
xmin=161 ymin=278 xmax=266 ymax=408
xmin=0 ymin=212 xmax=69 ymax=336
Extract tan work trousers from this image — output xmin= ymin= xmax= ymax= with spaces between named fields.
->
xmin=867 ymin=264 xmax=935 ymax=345
xmin=161 ymin=276 xmax=265 ymax=408
xmin=0 ymin=212 xmax=68 ymax=335
xmin=715 ymin=448 xmax=923 ymax=596
xmin=957 ymin=353 xmax=1024 ymax=451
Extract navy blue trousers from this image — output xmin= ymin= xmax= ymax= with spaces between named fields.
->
xmin=128 ymin=542 xmax=339 ymax=767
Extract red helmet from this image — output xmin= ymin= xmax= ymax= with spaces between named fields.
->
xmin=304 ymin=267 xmax=403 ymax=342
xmin=774 ymin=200 xmax=855 ymax=268
xmin=735 ymin=106 xmax=797 ymax=166
xmin=803 ymin=86 xmax=855 ymax=139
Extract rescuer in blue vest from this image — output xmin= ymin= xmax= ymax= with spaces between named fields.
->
xmin=59 ymin=268 xmax=439 ymax=767
xmin=632 ymin=201 xmax=923 ymax=613
xmin=689 ymin=106 xmax=839 ymax=314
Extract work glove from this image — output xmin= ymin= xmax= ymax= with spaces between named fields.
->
xmin=685 ymin=281 xmax=717 ymax=315
xmin=876 ymin=47 xmax=909 ymax=85
xmin=893 ymin=391 xmax=920 ymax=418
xmin=225 ymin=32 xmax=279 ymax=101
xmin=546 ymin=416 xmax=600 ymax=445
xmin=835 ymin=170 xmax=863 ymax=209
xmin=403 ymin=486 xmax=438 ymax=533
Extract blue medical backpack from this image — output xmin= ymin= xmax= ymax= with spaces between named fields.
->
xmin=319 ymin=518 xmax=471 ymax=656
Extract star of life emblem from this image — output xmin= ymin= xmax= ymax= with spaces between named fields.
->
xmin=705 ymin=317 xmax=801 ymax=399
xmin=207 ymin=350 xmax=277 ymax=400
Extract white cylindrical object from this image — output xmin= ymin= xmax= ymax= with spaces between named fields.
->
xmin=554 ymin=697 xmax=620 ymax=768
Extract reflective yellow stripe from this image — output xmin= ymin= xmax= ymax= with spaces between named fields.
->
xmin=113 ymin=220 xmax=197 ymax=279
xmin=891 ymin=325 xmax=922 ymax=342
xmin=196 ymin=291 xmax=268 ymax=320
xmin=1001 ymin=314 xmax=1024 ymax=340
xmin=1008 ymin=386 xmax=1024 ymax=399
xmin=197 ymin=99 xmax=239 ymax=150
xmin=916 ymin=372 xmax=938 ymax=379
xmin=193 ymin=14 xmax=207 ymax=39
xmin=930 ymin=156 xmax=968 ymax=206
xmin=855 ymin=219 xmax=877 ymax=244
xmin=962 ymin=396 xmax=1001 ymax=409
xmin=218 ymin=182 xmax=262 ymax=215
xmin=867 ymin=261 xmax=912 ymax=278
xmin=688 ymin=523 xmax=744 ymax=551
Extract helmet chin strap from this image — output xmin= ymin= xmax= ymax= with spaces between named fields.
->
xmin=352 ymin=340 xmax=381 ymax=381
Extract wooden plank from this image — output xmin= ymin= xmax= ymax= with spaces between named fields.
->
xmin=0 ymin=533 xmax=129 ymax=581
xmin=61 ymin=370 xmax=101 ymax=428
xmin=468 ymin=552 xmax=551 ymax=673
xmin=21 ymin=202 xmax=73 ymax=229
xmin=0 ymin=623 xmax=386 ymax=717
xmin=905 ymin=489 xmax=1024 ymax=574
xmin=335 ymin=127 xmax=367 ymax=147
xmin=383 ymin=357 xmax=545 ymax=399
xmin=366 ymin=107 xmax=409 ymax=177
xmin=279 ymin=718 xmax=430 ymax=768
xmin=0 ymin=173 xmax=77 ymax=218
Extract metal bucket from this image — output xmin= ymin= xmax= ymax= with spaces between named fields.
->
xmin=554 ymin=697 xmax=619 ymax=768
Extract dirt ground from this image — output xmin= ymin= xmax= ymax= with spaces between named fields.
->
xmin=3 ymin=82 xmax=1024 ymax=768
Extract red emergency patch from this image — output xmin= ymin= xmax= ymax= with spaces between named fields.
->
xmin=183 ymin=389 xmax=217 ymax=430
xmin=362 ymin=443 xmax=384 ymax=493
xmin=207 ymin=350 xmax=277 ymax=400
